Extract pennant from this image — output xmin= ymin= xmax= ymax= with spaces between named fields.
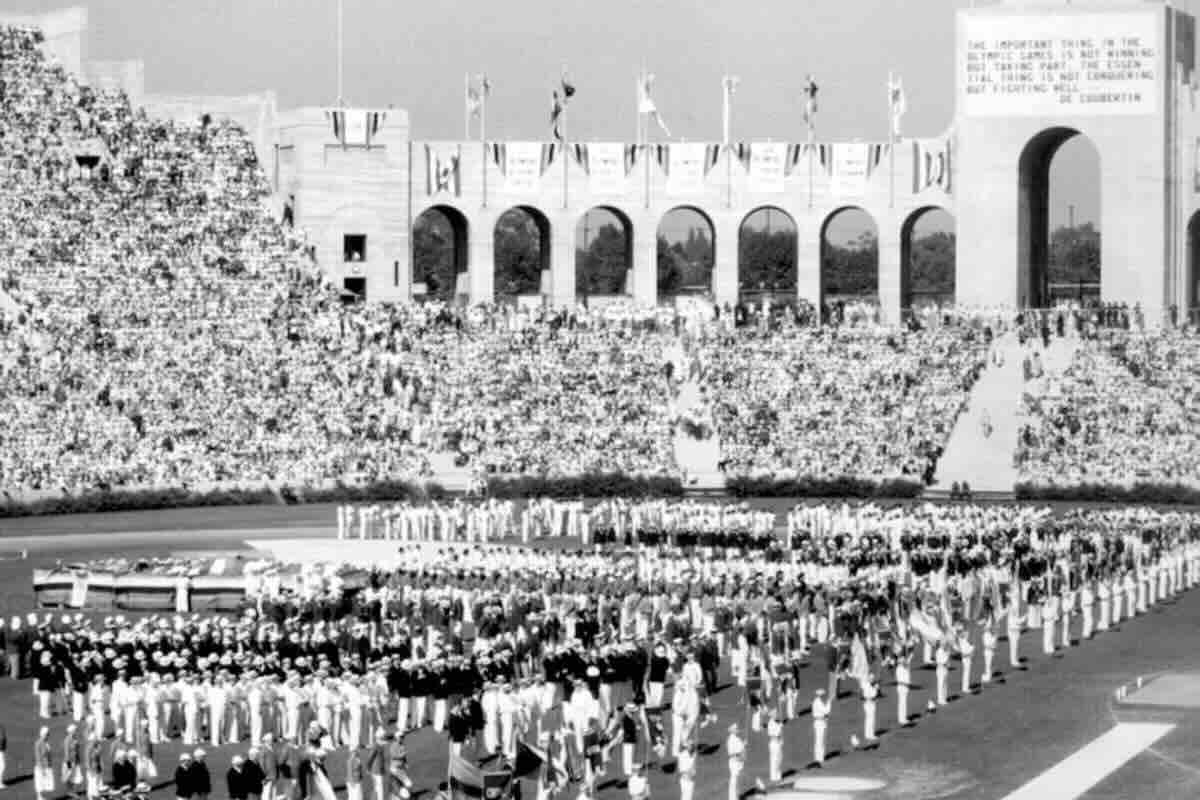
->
xmin=366 ymin=111 xmax=386 ymax=147
xmin=866 ymin=143 xmax=887 ymax=178
xmin=324 ymin=109 xmax=346 ymax=145
xmin=703 ymin=144 xmax=722 ymax=175
xmin=785 ymin=143 xmax=803 ymax=176
xmin=540 ymin=143 xmax=557 ymax=175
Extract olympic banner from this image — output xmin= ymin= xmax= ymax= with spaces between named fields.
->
xmin=504 ymin=141 xmax=542 ymax=194
xmin=667 ymin=143 xmax=707 ymax=195
xmin=831 ymin=143 xmax=870 ymax=197
xmin=748 ymin=142 xmax=787 ymax=194
xmin=588 ymin=142 xmax=626 ymax=196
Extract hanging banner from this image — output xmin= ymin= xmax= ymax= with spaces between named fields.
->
xmin=504 ymin=141 xmax=542 ymax=193
xmin=831 ymin=143 xmax=870 ymax=197
xmin=749 ymin=142 xmax=787 ymax=194
xmin=912 ymin=138 xmax=953 ymax=194
xmin=667 ymin=143 xmax=707 ymax=195
xmin=425 ymin=144 xmax=461 ymax=197
xmin=588 ymin=142 xmax=626 ymax=196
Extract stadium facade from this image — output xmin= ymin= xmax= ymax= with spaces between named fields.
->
xmin=4 ymin=0 xmax=1199 ymax=323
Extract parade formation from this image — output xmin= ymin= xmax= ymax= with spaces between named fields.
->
xmin=3 ymin=2 xmax=1200 ymax=798
xmin=9 ymin=502 xmax=1200 ymax=799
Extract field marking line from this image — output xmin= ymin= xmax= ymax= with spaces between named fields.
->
xmin=998 ymin=722 xmax=1175 ymax=800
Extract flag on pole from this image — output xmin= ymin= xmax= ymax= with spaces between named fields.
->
xmin=551 ymin=90 xmax=566 ymax=142
xmin=889 ymin=71 xmax=907 ymax=139
xmin=448 ymin=753 xmax=513 ymax=800
xmin=802 ymin=74 xmax=819 ymax=138
xmin=561 ymin=67 xmax=576 ymax=102
xmin=639 ymin=73 xmax=671 ymax=137
xmin=467 ymin=85 xmax=482 ymax=119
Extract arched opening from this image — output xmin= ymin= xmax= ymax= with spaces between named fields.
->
xmin=738 ymin=206 xmax=798 ymax=308
xmin=1187 ymin=211 xmax=1200 ymax=324
xmin=1019 ymin=128 xmax=1101 ymax=308
xmin=412 ymin=205 xmax=468 ymax=302
xmin=820 ymin=206 xmax=879 ymax=324
xmin=657 ymin=206 xmax=715 ymax=303
xmin=901 ymin=207 xmax=956 ymax=310
xmin=494 ymin=206 xmax=550 ymax=302
xmin=575 ymin=206 xmax=633 ymax=299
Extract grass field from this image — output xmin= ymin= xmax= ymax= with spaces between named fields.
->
xmin=1 ymin=504 xmax=1200 ymax=799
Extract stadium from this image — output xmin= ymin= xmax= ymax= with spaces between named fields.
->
xmin=2 ymin=1 xmax=1200 ymax=799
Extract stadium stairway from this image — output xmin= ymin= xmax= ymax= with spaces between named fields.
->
xmin=673 ymin=375 xmax=725 ymax=495
xmin=931 ymin=331 xmax=1026 ymax=497
xmin=932 ymin=331 xmax=1082 ymax=498
xmin=429 ymin=451 xmax=475 ymax=493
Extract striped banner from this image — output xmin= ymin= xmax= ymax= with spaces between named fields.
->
xmin=912 ymin=137 xmax=953 ymax=194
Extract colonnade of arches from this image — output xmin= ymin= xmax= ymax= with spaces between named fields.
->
xmin=412 ymin=203 xmax=960 ymax=310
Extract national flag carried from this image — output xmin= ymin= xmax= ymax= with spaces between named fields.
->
xmin=888 ymin=70 xmax=907 ymax=139
xmin=448 ymin=752 xmax=512 ymax=800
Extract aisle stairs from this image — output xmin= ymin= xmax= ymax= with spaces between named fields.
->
xmin=670 ymin=343 xmax=724 ymax=494
xmin=932 ymin=331 xmax=1081 ymax=498
xmin=931 ymin=332 xmax=1025 ymax=497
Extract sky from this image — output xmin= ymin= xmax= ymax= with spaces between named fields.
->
xmin=12 ymin=0 xmax=1099 ymax=238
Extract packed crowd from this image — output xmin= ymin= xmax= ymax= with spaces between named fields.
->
xmin=695 ymin=325 xmax=989 ymax=481
xmin=1017 ymin=330 xmax=1200 ymax=486
xmin=9 ymin=501 xmax=1200 ymax=799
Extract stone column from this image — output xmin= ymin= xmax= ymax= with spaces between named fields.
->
xmin=877 ymin=213 xmax=902 ymax=324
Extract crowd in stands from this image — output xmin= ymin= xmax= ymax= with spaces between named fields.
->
xmin=1017 ymin=329 xmax=1200 ymax=487
xmin=696 ymin=325 xmax=989 ymax=483
xmin=3 ymin=22 xmax=1200 ymax=504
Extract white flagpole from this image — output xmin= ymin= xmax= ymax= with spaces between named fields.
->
xmin=889 ymin=71 xmax=896 ymax=210
xmin=465 ymin=72 xmax=471 ymax=140
xmin=481 ymin=74 xmax=488 ymax=209
xmin=722 ymin=76 xmax=731 ymax=147
xmin=724 ymin=76 xmax=733 ymax=209
xmin=643 ymin=67 xmax=651 ymax=211
xmin=336 ymin=0 xmax=344 ymax=104
xmin=563 ymin=67 xmax=569 ymax=212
